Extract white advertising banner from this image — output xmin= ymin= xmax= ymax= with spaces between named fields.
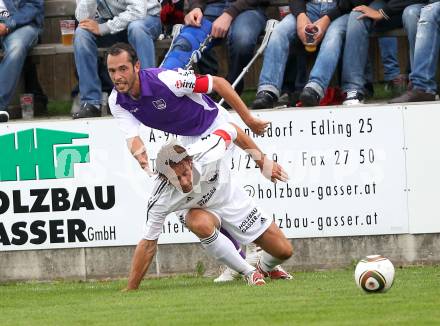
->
xmin=0 ymin=105 xmax=409 ymax=251
xmin=404 ymin=103 xmax=440 ymax=234
xmin=230 ymin=106 xmax=408 ymax=238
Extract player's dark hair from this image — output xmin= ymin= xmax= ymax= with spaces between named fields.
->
xmin=106 ymin=42 xmax=138 ymax=65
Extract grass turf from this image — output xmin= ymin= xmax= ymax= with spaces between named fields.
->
xmin=1 ymin=266 xmax=439 ymax=325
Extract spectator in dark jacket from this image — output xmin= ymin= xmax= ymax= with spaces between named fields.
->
xmin=0 ymin=0 xmax=44 ymax=123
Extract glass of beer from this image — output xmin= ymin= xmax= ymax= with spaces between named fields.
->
xmin=20 ymin=94 xmax=34 ymax=120
xmin=60 ymin=20 xmax=75 ymax=46
xmin=304 ymin=24 xmax=319 ymax=53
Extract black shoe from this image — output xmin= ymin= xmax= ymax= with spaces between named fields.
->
xmin=0 ymin=111 xmax=9 ymax=123
xmin=388 ymin=89 xmax=436 ymax=104
xmin=299 ymin=87 xmax=321 ymax=107
xmin=72 ymin=103 xmax=101 ymax=119
xmin=251 ymin=91 xmax=276 ymax=110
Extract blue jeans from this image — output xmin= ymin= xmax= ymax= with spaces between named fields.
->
xmin=197 ymin=2 xmax=267 ymax=94
xmin=341 ymin=0 xmax=385 ymax=93
xmin=402 ymin=4 xmax=424 ymax=70
xmin=306 ymin=14 xmax=348 ymax=98
xmin=379 ymin=37 xmax=400 ymax=81
xmin=0 ymin=24 xmax=40 ymax=111
xmin=409 ymin=2 xmax=440 ymax=93
xmin=258 ymin=2 xmax=337 ymax=98
xmin=226 ymin=7 xmax=267 ymax=93
xmin=74 ymin=16 xmax=161 ymax=106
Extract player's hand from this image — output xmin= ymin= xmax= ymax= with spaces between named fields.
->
xmin=297 ymin=13 xmax=312 ymax=44
xmin=211 ymin=13 xmax=233 ymax=38
xmin=353 ymin=6 xmax=383 ymax=21
xmin=257 ymin=157 xmax=289 ymax=183
xmin=79 ymin=19 xmax=100 ymax=35
xmin=313 ymin=16 xmax=330 ymax=45
xmin=244 ymin=116 xmax=270 ymax=135
xmin=184 ymin=8 xmax=203 ymax=26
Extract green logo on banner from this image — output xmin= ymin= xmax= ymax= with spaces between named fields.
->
xmin=0 ymin=128 xmax=90 ymax=181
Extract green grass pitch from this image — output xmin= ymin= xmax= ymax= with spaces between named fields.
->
xmin=1 ymin=266 xmax=439 ymax=325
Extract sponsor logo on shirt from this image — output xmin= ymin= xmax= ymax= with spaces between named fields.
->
xmin=0 ymin=10 xmax=9 ymax=18
xmin=178 ymin=69 xmax=194 ymax=77
xmin=197 ymin=187 xmax=216 ymax=206
xmin=175 ymin=79 xmax=195 ymax=89
xmin=239 ymin=207 xmax=261 ymax=233
xmin=129 ymin=107 xmax=139 ymax=113
xmin=152 ymin=99 xmax=166 ymax=110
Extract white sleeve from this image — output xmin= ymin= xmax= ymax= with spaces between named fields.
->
xmin=142 ymin=179 xmax=171 ymax=240
xmin=109 ymin=90 xmax=141 ymax=139
xmin=75 ymin=0 xmax=97 ymax=21
xmin=186 ymin=123 xmax=238 ymax=165
xmin=157 ymin=69 xmax=213 ymax=97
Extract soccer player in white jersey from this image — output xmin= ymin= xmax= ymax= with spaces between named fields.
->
xmin=125 ymin=123 xmax=293 ymax=289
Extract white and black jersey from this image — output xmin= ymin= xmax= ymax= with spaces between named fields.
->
xmin=143 ymin=126 xmax=271 ymax=244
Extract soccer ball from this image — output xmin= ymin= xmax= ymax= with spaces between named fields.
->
xmin=354 ymin=255 xmax=395 ymax=293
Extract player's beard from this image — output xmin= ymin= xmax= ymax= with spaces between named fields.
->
xmin=114 ymin=69 xmax=136 ymax=93
xmin=114 ymin=77 xmax=134 ymax=93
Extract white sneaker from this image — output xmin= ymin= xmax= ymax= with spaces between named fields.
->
xmin=214 ymin=267 xmax=239 ymax=283
xmin=343 ymin=90 xmax=365 ymax=105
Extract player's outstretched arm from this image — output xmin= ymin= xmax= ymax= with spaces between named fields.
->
xmin=124 ymin=239 xmax=158 ymax=291
xmin=231 ymin=123 xmax=289 ymax=183
xmin=127 ymin=136 xmax=154 ymax=176
xmin=211 ymin=76 xmax=269 ymax=136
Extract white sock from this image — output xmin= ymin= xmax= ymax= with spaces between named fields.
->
xmin=201 ymin=229 xmax=254 ymax=275
xmin=259 ymin=251 xmax=284 ymax=273
xmin=245 ymin=243 xmax=262 ymax=266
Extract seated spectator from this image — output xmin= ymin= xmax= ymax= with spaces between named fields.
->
xmin=334 ymin=0 xmax=426 ymax=105
xmin=0 ymin=0 xmax=44 ymax=123
xmin=183 ymin=0 xmax=269 ymax=95
xmin=73 ymin=0 xmax=162 ymax=119
xmin=251 ymin=0 xmax=338 ymax=110
xmin=390 ymin=0 xmax=439 ymax=103
xmin=300 ymin=0 xmax=415 ymax=106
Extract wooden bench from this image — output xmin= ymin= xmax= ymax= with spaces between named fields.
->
xmin=2 ymin=0 xmax=410 ymax=104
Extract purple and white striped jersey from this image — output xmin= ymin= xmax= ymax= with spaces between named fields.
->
xmin=109 ymin=68 xmax=220 ymax=139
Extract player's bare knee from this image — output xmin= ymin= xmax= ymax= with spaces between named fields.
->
xmin=279 ymin=241 xmax=293 ymax=261
xmin=186 ymin=217 xmax=214 ymax=238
